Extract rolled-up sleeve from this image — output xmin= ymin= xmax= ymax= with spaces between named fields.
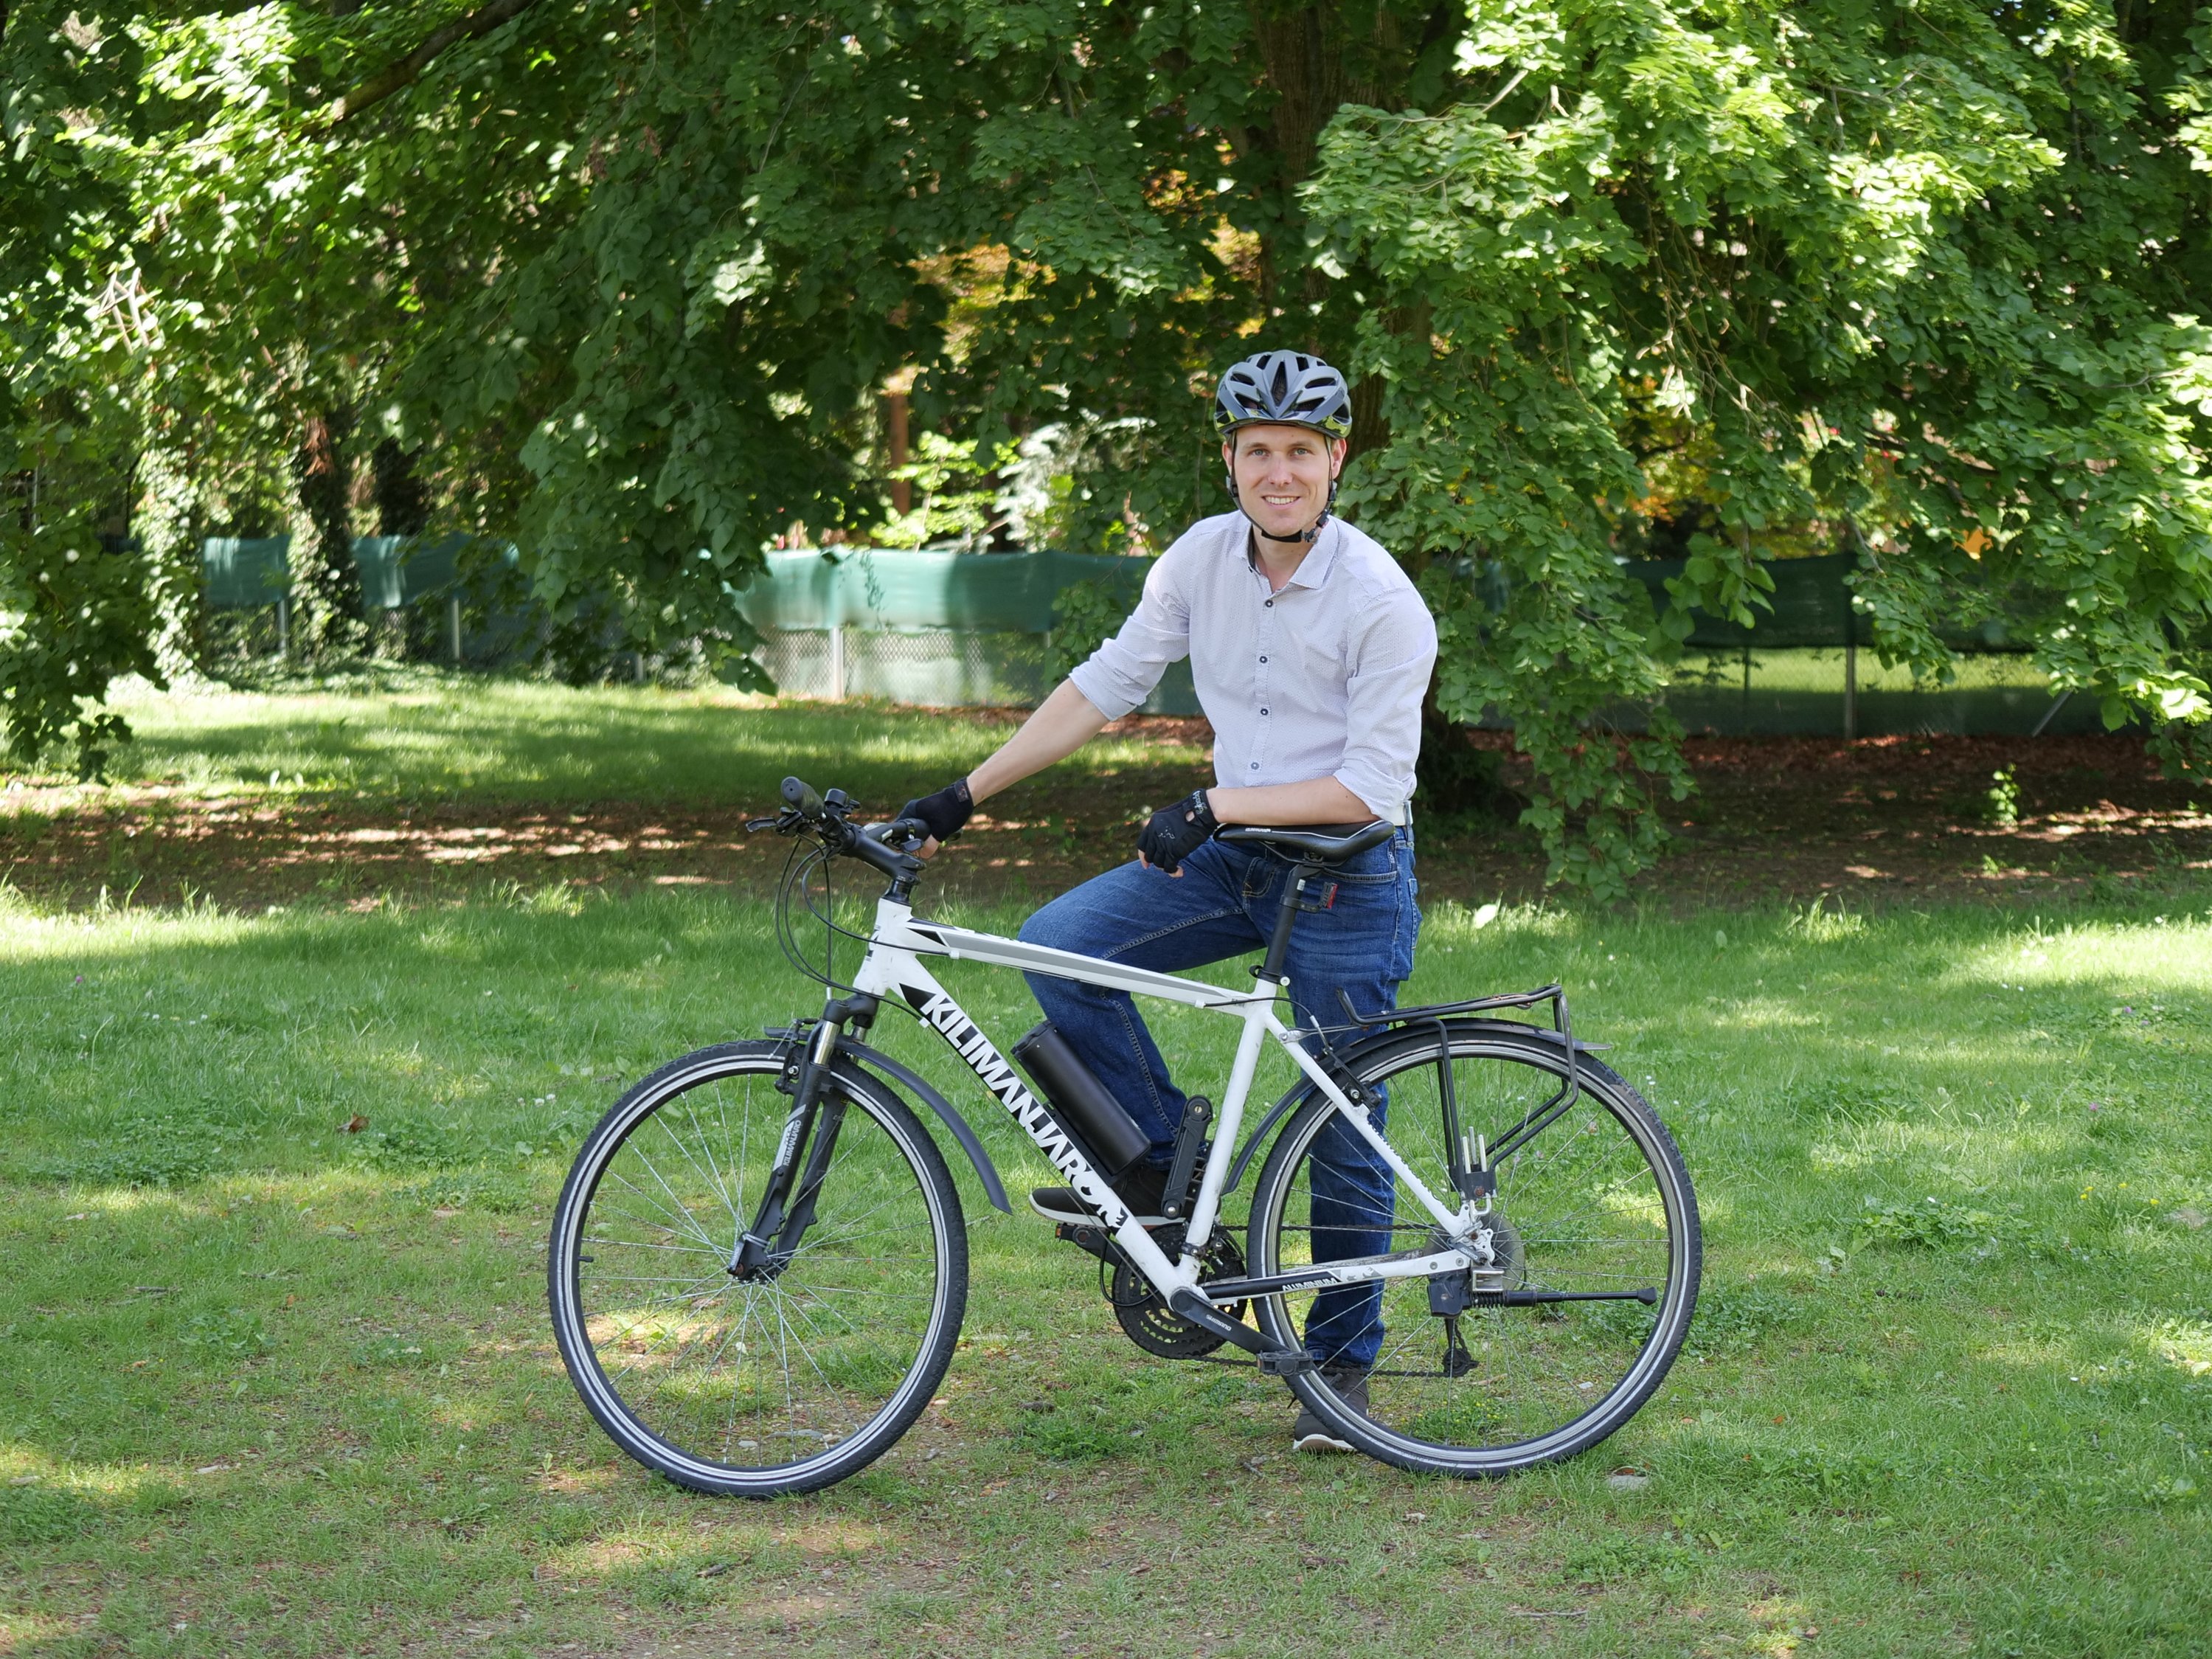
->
xmin=1066 ymin=555 xmax=1190 ymax=721
xmin=1331 ymin=583 xmax=1438 ymax=821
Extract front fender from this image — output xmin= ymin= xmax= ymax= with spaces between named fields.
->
xmin=836 ymin=1038 xmax=1011 ymax=1215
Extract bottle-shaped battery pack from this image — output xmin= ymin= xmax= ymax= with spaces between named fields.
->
xmin=1010 ymin=1020 xmax=1151 ymax=1179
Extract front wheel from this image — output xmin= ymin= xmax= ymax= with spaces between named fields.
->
xmin=1247 ymin=1022 xmax=1699 ymax=1476
xmin=547 ymin=1041 xmax=967 ymax=1496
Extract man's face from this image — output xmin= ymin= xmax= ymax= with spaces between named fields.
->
xmin=1224 ymin=424 xmax=1345 ymax=542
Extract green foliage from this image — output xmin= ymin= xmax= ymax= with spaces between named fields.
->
xmin=1988 ymin=766 xmax=2023 ymax=828
xmin=880 ymin=434 xmax=1017 ymax=550
xmin=4 ymin=0 xmax=2210 ymax=884
xmin=1044 ymin=576 xmax=1139 ymax=681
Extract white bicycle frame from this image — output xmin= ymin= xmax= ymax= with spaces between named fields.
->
xmin=848 ymin=896 xmax=1497 ymax=1316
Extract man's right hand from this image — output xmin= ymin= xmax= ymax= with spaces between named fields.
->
xmin=899 ymin=777 xmax=974 ymax=857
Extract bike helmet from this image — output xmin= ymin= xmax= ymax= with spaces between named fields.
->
xmin=1213 ymin=350 xmax=1353 ymax=442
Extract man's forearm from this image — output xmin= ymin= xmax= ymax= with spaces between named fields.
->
xmin=1205 ymin=777 xmax=1378 ymax=825
xmin=966 ymin=680 xmax=1114 ymax=803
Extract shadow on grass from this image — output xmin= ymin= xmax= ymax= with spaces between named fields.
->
xmin=1 ymin=890 xmax=2207 ymax=1654
xmin=110 ymin=681 xmax=1207 ymax=807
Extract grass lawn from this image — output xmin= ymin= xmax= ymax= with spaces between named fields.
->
xmin=4 ymin=861 xmax=2208 ymax=1655
xmin=0 ymin=673 xmax=2179 ymax=916
xmin=103 ymin=673 xmax=1200 ymax=808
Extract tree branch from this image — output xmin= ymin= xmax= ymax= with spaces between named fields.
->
xmin=327 ymin=0 xmax=545 ymax=125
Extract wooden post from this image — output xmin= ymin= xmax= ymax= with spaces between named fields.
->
xmin=1843 ymin=628 xmax=1857 ymax=740
xmin=275 ymin=595 xmax=289 ymax=657
xmin=448 ymin=595 xmax=463 ymax=664
xmin=887 ymin=392 xmax=912 ymax=516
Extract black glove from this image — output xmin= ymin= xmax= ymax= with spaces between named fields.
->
xmin=900 ymin=777 xmax=974 ymax=844
xmin=1137 ymin=789 xmax=1219 ymax=874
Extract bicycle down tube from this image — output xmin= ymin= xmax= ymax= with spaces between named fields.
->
xmin=848 ymin=896 xmax=1488 ymax=1309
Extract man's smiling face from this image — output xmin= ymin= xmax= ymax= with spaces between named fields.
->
xmin=1224 ymin=423 xmax=1346 ymax=543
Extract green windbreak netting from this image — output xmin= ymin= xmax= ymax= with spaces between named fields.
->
xmin=1625 ymin=553 xmax=1858 ymax=649
xmin=197 ymin=538 xmax=2084 ymax=732
xmin=202 ymin=538 xmax=292 ymax=608
xmin=732 ymin=548 xmax=1145 ymax=632
xmin=204 ymin=535 xmax=497 ymax=609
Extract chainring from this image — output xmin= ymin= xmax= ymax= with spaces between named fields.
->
xmin=1109 ymin=1225 xmax=1250 ymax=1359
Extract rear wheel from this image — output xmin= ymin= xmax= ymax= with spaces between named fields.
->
xmin=548 ymin=1042 xmax=966 ymax=1496
xmin=1246 ymin=1023 xmax=1698 ymax=1476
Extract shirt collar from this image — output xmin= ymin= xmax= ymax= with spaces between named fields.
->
xmin=1236 ymin=516 xmax=1341 ymax=591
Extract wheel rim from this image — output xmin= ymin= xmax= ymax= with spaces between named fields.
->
xmin=555 ymin=1057 xmax=953 ymax=1481
xmin=1252 ymin=1036 xmax=1695 ymax=1467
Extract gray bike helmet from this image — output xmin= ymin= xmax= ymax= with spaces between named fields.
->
xmin=1213 ymin=350 xmax=1353 ymax=441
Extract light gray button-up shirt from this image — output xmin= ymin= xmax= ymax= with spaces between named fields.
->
xmin=1068 ymin=512 xmax=1438 ymax=823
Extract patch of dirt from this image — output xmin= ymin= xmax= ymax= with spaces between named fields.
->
xmin=0 ymin=730 xmax=2201 ymax=912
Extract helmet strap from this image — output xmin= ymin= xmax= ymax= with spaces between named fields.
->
xmin=1227 ymin=470 xmax=1339 ymax=545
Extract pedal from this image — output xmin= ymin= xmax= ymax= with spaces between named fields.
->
xmin=1054 ymin=1222 xmax=1117 ymax=1266
xmin=1256 ymin=1349 xmax=1320 ymax=1377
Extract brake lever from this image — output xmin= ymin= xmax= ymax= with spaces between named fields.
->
xmin=743 ymin=815 xmax=779 ymax=834
xmin=863 ymin=815 xmax=933 ymax=851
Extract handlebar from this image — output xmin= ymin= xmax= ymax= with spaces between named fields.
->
xmin=755 ymin=776 xmax=926 ymax=884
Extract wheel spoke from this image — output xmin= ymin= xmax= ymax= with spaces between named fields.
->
xmin=550 ymin=1051 xmax=963 ymax=1493
xmin=1249 ymin=1034 xmax=1696 ymax=1474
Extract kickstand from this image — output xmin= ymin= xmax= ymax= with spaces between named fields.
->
xmin=1442 ymin=1315 xmax=1476 ymax=1379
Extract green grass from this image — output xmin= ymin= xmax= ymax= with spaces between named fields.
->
xmin=105 ymin=673 xmax=1202 ymax=805
xmin=4 ymin=882 xmax=2208 ymax=1656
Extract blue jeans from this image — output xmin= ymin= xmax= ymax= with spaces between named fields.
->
xmin=1018 ymin=827 xmax=1420 ymax=1369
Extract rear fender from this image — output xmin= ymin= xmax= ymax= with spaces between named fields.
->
xmin=1223 ymin=1018 xmax=1615 ymax=1191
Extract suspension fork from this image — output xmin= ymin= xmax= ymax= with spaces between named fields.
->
xmin=730 ymin=997 xmax=871 ymax=1279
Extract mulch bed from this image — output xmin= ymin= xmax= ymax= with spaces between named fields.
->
xmin=0 ymin=729 xmax=2202 ymax=913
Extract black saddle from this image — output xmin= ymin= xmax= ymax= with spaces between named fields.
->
xmin=1215 ymin=820 xmax=1395 ymax=866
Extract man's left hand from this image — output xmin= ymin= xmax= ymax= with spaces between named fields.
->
xmin=1137 ymin=789 xmax=1218 ymax=876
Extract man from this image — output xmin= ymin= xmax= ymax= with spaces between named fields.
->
xmin=899 ymin=350 xmax=1436 ymax=1452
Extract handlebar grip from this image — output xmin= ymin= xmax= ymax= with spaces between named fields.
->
xmin=781 ymin=777 xmax=825 ymax=819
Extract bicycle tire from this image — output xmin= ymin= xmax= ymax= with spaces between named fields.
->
xmin=547 ymin=1041 xmax=967 ymax=1497
xmin=1247 ymin=1021 xmax=1699 ymax=1476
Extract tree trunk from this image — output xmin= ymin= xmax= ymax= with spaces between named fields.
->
xmin=293 ymin=411 xmax=362 ymax=656
xmin=371 ymin=439 xmax=431 ymax=536
xmin=1243 ymin=2 xmax=1438 ymax=457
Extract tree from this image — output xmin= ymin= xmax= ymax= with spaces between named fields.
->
xmin=4 ymin=0 xmax=2208 ymax=888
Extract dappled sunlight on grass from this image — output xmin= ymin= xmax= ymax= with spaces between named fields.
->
xmin=108 ymin=678 xmax=1207 ymax=807
xmin=0 ymin=887 xmax=2205 ymax=1653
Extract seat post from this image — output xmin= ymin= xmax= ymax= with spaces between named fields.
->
xmin=1255 ymin=862 xmax=1319 ymax=983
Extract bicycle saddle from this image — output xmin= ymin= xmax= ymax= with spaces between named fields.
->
xmin=1215 ymin=819 xmax=1395 ymax=865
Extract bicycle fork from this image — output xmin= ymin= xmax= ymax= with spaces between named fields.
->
xmin=730 ymin=1008 xmax=856 ymax=1281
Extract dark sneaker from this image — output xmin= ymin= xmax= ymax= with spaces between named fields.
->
xmin=1291 ymin=1364 xmax=1371 ymax=1455
xmin=1030 ymin=1160 xmax=1170 ymax=1225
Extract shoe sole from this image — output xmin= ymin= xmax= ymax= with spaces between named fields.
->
xmin=1030 ymin=1194 xmax=1166 ymax=1227
xmin=1292 ymin=1429 xmax=1358 ymax=1455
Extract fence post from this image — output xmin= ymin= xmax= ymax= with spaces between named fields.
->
xmin=1843 ymin=626 xmax=1857 ymax=741
xmin=275 ymin=595 xmax=289 ymax=658
xmin=830 ymin=623 xmax=846 ymax=701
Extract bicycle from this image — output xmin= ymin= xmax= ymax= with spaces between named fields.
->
xmin=548 ymin=777 xmax=1699 ymax=1495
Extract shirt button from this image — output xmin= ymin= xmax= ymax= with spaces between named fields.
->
xmin=1260 ymin=709 xmax=1269 ymax=716
xmin=1249 ymin=762 xmax=1259 ymax=770
xmin=1264 ymin=599 xmax=1273 ymax=608
xmin=1258 ymin=655 xmax=1267 ymax=663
